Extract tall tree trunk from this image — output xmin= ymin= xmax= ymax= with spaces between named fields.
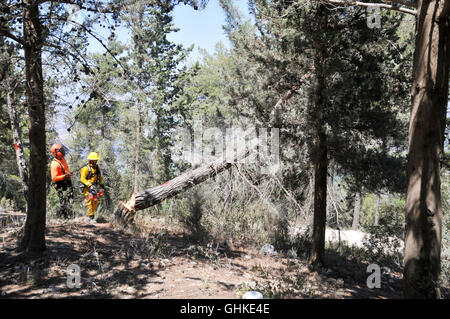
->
xmin=374 ymin=194 xmax=380 ymax=226
xmin=309 ymin=3 xmax=328 ymax=266
xmin=404 ymin=0 xmax=450 ymax=298
xmin=310 ymin=129 xmax=328 ymax=265
xmin=19 ymin=0 xmax=46 ymax=252
xmin=352 ymin=191 xmax=361 ymax=230
xmin=134 ymin=104 xmax=141 ymax=193
xmin=326 ymin=160 xmax=334 ymax=219
xmin=6 ymin=81 xmax=29 ymax=199
xmin=133 ymin=5 xmax=144 ymax=192
xmin=327 ymin=161 xmax=341 ymax=229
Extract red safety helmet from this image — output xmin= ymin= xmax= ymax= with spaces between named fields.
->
xmin=50 ymin=144 xmax=65 ymax=157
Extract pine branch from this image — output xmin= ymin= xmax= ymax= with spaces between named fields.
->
xmin=44 ymin=36 xmax=92 ymax=72
xmin=323 ymin=0 xmax=417 ymax=16
xmin=0 ymin=28 xmax=25 ymax=46
xmin=269 ymin=71 xmax=313 ymax=123
xmin=442 ymin=159 xmax=450 ymax=169
xmin=61 ymin=18 xmax=128 ymax=75
xmin=36 ymin=0 xmax=124 ymax=13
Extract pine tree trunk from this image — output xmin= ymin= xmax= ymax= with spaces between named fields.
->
xmin=404 ymin=0 xmax=450 ymax=298
xmin=6 ymin=77 xmax=29 ymax=199
xmin=310 ymin=129 xmax=328 ymax=265
xmin=309 ymin=3 xmax=328 ymax=266
xmin=19 ymin=0 xmax=46 ymax=252
xmin=326 ymin=160 xmax=334 ymax=219
xmin=352 ymin=191 xmax=361 ymax=230
xmin=374 ymin=194 xmax=380 ymax=226
xmin=134 ymin=105 xmax=141 ymax=193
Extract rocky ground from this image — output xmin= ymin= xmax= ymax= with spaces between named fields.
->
xmin=0 ymin=214 xmax=412 ymax=299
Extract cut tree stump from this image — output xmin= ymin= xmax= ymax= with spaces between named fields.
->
xmin=115 ymin=137 xmax=261 ymax=225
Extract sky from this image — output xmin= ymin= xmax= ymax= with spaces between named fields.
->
xmin=84 ymin=0 xmax=249 ymax=60
xmin=167 ymin=0 xmax=236 ymax=60
xmin=57 ymin=1 xmax=250 ymax=143
xmin=165 ymin=0 xmax=250 ymax=60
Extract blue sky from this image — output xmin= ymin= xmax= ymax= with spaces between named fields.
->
xmin=167 ymin=0 xmax=249 ymax=60
xmin=85 ymin=0 xmax=249 ymax=60
xmin=169 ymin=0 xmax=247 ymax=58
xmin=168 ymin=1 xmax=231 ymax=57
xmin=58 ymin=1 xmax=250 ymax=142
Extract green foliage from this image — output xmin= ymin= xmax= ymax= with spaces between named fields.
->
xmin=270 ymin=211 xmax=292 ymax=252
xmin=442 ymin=169 xmax=450 ymax=217
xmin=173 ymin=189 xmax=208 ymax=241
xmin=0 ymin=174 xmax=25 ymax=211
xmin=123 ymin=229 xmax=170 ymax=262
xmin=186 ymin=242 xmax=221 ymax=263
xmin=4 ymin=2 xmax=446 ymax=298
xmin=442 ymin=214 xmax=450 ymax=287
xmin=324 ymin=193 xmax=405 ymax=271
xmin=363 ymin=220 xmax=404 ymax=271
xmin=223 ymin=0 xmax=411 ymax=193
xmin=0 ymin=41 xmax=29 ymax=212
xmin=361 ymin=194 xmax=406 ymax=235
xmin=441 ymin=168 xmax=450 ymax=286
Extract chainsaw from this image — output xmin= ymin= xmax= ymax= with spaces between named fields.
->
xmin=88 ymin=186 xmax=105 ymax=200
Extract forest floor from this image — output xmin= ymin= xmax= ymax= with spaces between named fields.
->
xmin=0 ymin=213 xmax=436 ymax=299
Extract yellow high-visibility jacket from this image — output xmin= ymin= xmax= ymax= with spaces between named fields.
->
xmin=80 ymin=164 xmax=103 ymax=189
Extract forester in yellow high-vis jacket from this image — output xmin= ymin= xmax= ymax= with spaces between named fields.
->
xmin=80 ymin=152 xmax=105 ymax=223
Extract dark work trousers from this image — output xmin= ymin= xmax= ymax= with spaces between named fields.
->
xmin=54 ymin=179 xmax=74 ymax=218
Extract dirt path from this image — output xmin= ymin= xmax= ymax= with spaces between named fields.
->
xmin=0 ymin=218 xmax=404 ymax=299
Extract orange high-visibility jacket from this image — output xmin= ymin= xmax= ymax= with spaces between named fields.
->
xmin=50 ymin=157 xmax=70 ymax=182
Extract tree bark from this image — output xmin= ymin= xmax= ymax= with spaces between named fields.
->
xmin=19 ymin=0 xmax=46 ymax=252
xmin=326 ymin=160 xmax=334 ymax=220
xmin=374 ymin=194 xmax=380 ymax=226
xmin=115 ymin=138 xmax=261 ymax=224
xmin=310 ymin=3 xmax=328 ymax=266
xmin=310 ymin=129 xmax=328 ymax=265
xmin=404 ymin=0 xmax=450 ymax=298
xmin=134 ymin=104 xmax=141 ymax=193
xmin=352 ymin=191 xmax=361 ymax=230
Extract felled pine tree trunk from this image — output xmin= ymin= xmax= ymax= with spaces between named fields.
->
xmin=115 ymin=138 xmax=261 ymax=225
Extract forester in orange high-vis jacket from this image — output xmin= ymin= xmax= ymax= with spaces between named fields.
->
xmin=50 ymin=144 xmax=74 ymax=218
xmin=80 ymin=152 xmax=105 ymax=223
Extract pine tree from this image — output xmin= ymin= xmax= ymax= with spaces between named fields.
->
xmin=120 ymin=1 xmax=195 ymax=186
xmin=0 ymin=0 xmax=207 ymax=252
xmin=0 ymin=39 xmax=29 ymax=211
xmin=220 ymin=0 xmax=412 ymax=265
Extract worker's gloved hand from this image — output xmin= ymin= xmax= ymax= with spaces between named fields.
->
xmin=88 ymin=185 xmax=97 ymax=200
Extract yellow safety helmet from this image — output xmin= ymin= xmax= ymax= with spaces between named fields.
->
xmin=87 ymin=152 xmax=100 ymax=161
